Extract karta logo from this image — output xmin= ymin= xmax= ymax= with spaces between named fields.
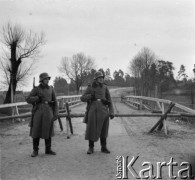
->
xmin=116 ymin=156 xmax=194 ymax=179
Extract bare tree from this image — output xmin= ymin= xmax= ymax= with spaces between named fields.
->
xmin=59 ymin=52 xmax=95 ymax=94
xmin=0 ymin=22 xmax=46 ymax=103
xmin=128 ymin=47 xmax=157 ymax=96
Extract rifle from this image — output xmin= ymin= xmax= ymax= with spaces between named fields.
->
xmin=83 ymin=85 xmax=95 ymax=123
xmin=29 ymin=77 xmax=37 ymax=127
xmin=83 ymin=101 xmax=90 ymax=123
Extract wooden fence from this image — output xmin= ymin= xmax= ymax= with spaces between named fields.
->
xmin=0 ymin=95 xmax=82 ymax=121
xmin=1 ymin=95 xmax=195 ymax=136
xmin=1 ymin=95 xmax=195 ymax=121
xmin=123 ymin=95 xmax=195 ymax=114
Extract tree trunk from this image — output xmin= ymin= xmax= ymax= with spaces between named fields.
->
xmin=76 ymin=88 xmax=79 ymax=95
xmin=4 ymin=73 xmax=17 ymax=104
xmin=4 ymin=44 xmax=20 ymax=104
xmin=76 ymin=83 xmax=80 ymax=95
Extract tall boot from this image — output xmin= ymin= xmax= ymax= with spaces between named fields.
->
xmin=31 ymin=138 xmax=40 ymax=157
xmin=100 ymin=138 xmax=110 ymax=153
xmin=87 ymin=140 xmax=94 ymax=154
xmin=45 ymin=138 xmax=56 ymax=155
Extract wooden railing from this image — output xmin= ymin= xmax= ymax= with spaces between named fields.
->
xmin=1 ymin=95 xmax=195 ymax=122
xmin=57 ymin=95 xmax=82 ymax=109
xmin=122 ymin=95 xmax=195 ymax=135
xmin=123 ymin=95 xmax=195 ymax=115
xmin=0 ymin=95 xmax=82 ymax=121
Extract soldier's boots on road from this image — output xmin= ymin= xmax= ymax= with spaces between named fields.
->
xmin=31 ymin=138 xmax=56 ymax=156
xmin=101 ymin=147 xmax=110 ymax=154
xmin=100 ymin=138 xmax=111 ymax=153
xmin=45 ymin=138 xmax=56 ymax=155
xmin=87 ymin=140 xmax=94 ymax=154
xmin=87 ymin=147 xmax=94 ymax=154
xmin=31 ymin=150 xmax=38 ymax=157
xmin=87 ymin=139 xmax=110 ymax=154
xmin=31 ymin=138 xmax=39 ymax=157
xmin=45 ymin=149 xmax=56 ymax=155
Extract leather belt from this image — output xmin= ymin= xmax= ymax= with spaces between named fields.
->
xmin=92 ymin=99 xmax=101 ymax=102
xmin=42 ymin=101 xmax=49 ymax=104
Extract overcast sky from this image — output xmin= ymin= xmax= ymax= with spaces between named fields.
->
xmin=0 ymin=0 xmax=195 ymax=91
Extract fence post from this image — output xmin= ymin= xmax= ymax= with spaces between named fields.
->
xmin=156 ymin=101 xmax=162 ymax=110
xmin=140 ymin=99 xmax=143 ymax=110
xmin=161 ymin=103 xmax=168 ymax=135
xmin=15 ymin=105 xmax=21 ymax=122
xmin=66 ymin=118 xmax=70 ymax=138
xmin=65 ymin=102 xmax=73 ymax=134
xmin=156 ymin=102 xmax=168 ymax=135
xmin=57 ymin=115 xmax=63 ymax=132
xmin=149 ymin=102 xmax=175 ymax=134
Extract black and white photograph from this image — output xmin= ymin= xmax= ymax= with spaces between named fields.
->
xmin=0 ymin=0 xmax=195 ymax=179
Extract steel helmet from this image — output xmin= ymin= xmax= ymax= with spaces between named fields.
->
xmin=39 ymin=72 xmax=51 ymax=82
xmin=94 ymin=71 xmax=104 ymax=80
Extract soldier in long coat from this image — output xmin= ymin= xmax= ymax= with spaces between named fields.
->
xmin=26 ymin=73 xmax=58 ymax=157
xmin=80 ymin=71 xmax=114 ymax=154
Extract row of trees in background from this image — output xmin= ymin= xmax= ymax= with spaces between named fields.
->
xmin=56 ymin=52 xmax=135 ymax=94
xmin=55 ymin=47 xmax=195 ymax=101
xmin=128 ymin=47 xmax=195 ymax=99
xmin=53 ymin=67 xmax=135 ymax=95
xmin=128 ymin=47 xmax=195 ymax=108
xmin=128 ymin=47 xmax=176 ymax=97
xmin=0 ymin=22 xmax=195 ymax=104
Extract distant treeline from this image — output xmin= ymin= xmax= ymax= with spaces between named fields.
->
xmin=53 ymin=68 xmax=134 ymax=95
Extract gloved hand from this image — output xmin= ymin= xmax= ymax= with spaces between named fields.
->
xmin=52 ymin=115 xmax=58 ymax=121
xmin=37 ymin=93 xmax=44 ymax=102
xmin=91 ymin=94 xmax=95 ymax=100
xmin=86 ymin=94 xmax=91 ymax=100
xmin=34 ymin=96 xmax=41 ymax=103
xmin=101 ymin=99 xmax=108 ymax=105
xmin=110 ymin=115 xmax=115 ymax=119
xmin=87 ymin=94 xmax=95 ymax=100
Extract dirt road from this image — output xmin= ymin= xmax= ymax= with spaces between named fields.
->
xmin=1 ymin=101 xmax=195 ymax=180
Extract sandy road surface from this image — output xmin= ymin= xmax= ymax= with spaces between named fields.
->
xmin=1 ymin=101 xmax=195 ymax=180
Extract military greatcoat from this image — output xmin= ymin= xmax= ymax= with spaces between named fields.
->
xmin=26 ymin=84 xmax=58 ymax=139
xmin=80 ymin=82 xmax=114 ymax=142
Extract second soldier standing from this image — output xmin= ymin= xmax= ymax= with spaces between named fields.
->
xmin=80 ymin=71 xmax=114 ymax=154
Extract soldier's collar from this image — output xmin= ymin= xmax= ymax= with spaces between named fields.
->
xmin=39 ymin=84 xmax=50 ymax=89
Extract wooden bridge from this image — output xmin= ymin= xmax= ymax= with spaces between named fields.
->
xmin=1 ymin=92 xmax=195 ymax=180
xmin=0 ymin=93 xmax=195 ymax=136
xmin=0 ymin=94 xmax=195 ymax=119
